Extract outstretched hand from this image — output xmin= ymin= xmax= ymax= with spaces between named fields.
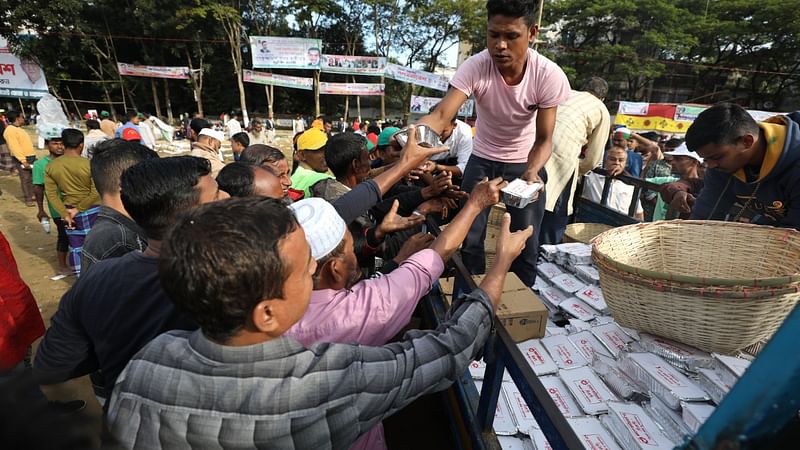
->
xmin=494 ymin=213 xmax=532 ymax=268
xmin=467 ymin=177 xmax=507 ymax=210
xmin=399 ymin=125 xmax=448 ymax=168
xmin=375 ymin=199 xmax=426 ymax=240
xmin=393 ymin=232 xmax=434 ymax=262
xmin=417 ymin=197 xmax=458 ymax=219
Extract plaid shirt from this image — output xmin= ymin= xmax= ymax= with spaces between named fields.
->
xmin=107 ymin=289 xmax=494 ymax=449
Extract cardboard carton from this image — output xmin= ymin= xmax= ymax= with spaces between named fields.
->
xmin=438 ymin=273 xmax=548 ymax=342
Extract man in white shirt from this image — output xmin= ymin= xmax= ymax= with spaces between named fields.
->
xmin=292 ymin=114 xmax=305 ymax=135
xmin=137 ymin=114 xmax=157 ymax=150
xmin=581 ymin=146 xmax=644 ymax=220
xmin=265 ymin=116 xmax=276 ymax=143
xmin=248 ymin=119 xmax=267 ymax=145
xmin=226 ymin=113 xmax=242 ymax=140
xmin=426 ymin=102 xmax=473 ymax=178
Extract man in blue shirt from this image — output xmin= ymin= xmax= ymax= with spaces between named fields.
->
xmin=114 ymin=110 xmax=142 ymax=139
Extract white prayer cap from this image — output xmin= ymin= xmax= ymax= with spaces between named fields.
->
xmin=198 ymin=128 xmax=225 ymax=143
xmin=664 ymin=142 xmax=704 ymax=163
xmin=289 ymin=198 xmax=346 ymax=260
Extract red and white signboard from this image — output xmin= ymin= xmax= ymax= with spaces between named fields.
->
xmin=117 ymin=63 xmax=190 ymax=79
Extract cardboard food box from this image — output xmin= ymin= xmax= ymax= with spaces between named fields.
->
xmin=439 ymin=273 xmax=548 ymax=342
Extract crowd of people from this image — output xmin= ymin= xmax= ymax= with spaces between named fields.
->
xmin=1 ymin=0 xmax=799 ymax=448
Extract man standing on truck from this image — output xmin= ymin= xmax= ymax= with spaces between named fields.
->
xmin=417 ymin=0 xmax=570 ymax=285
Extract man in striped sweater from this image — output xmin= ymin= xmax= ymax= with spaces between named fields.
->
xmin=107 ymin=196 xmax=532 ymax=449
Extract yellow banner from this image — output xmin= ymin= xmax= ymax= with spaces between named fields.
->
xmin=615 ymin=114 xmax=693 ymax=134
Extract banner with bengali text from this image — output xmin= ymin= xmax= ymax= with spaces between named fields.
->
xmin=0 ymin=37 xmax=49 ymax=99
xmin=384 ymin=63 xmax=449 ymax=92
xmin=242 ymin=70 xmax=313 ymax=90
xmin=320 ymin=55 xmax=386 ymax=76
xmin=250 ymin=36 xmax=322 ymax=69
xmin=617 ymin=101 xmax=649 ymax=115
xmin=319 ymin=82 xmax=384 ymax=96
xmin=117 ymin=63 xmax=190 ymax=79
xmin=410 ymin=95 xmax=475 ymax=117
xmin=674 ymin=104 xmax=708 ymax=122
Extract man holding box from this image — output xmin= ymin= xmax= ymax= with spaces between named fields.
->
xmin=418 ymin=0 xmax=570 ymax=285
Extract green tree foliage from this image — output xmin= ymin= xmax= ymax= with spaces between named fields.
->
xmin=545 ymin=0 xmax=699 ymax=101
xmin=684 ymin=0 xmax=800 ymax=110
xmin=5 ymin=0 xmax=797 ymax=119
xmin=544 ymin=0 xmax=800 ymax=108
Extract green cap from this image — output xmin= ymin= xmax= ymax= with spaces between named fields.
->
xmin=100 ymin=111 xmax=110 ymax=118
xmin=377 ymin=127 xmax=400 ymax=147
xmin=366 ymin=138 xmax=375 ymax=152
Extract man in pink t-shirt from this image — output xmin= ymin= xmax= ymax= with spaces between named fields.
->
xmin=418 ymin=0 xmax=570 ymax=286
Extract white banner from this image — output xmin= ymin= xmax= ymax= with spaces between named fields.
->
xmin=617 ymin=101 xmax=650 ymax=116
xmin=384 ymin=63 xmax=449 ymax=92
xmin=748 ymin=110 xmax=781 ymax=122
xmin=250 ymin=36 xmax=322 ymax=69
xmin=117 ymin=63 xmax=191 ymax=79
xmin=319 ymin=82 xmax=384 ymax=96
xmin=674 ymin=104 xmax=708 ymax=122
xmin=0 ymin=37 xmax=49 ymax=99
xmin=243 ymin=70 xmax=313 ymax=91
xmin=410 ymin=95 xmax=474 ymax=117
xmin=320 ymin=55 xmax=386 ymax=76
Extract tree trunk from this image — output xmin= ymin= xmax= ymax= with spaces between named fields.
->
xmin=402 ymin=84 xmax=414 ymax=125
xmin=118 ymin=79 xmax=127 ymax=112
xmin=185 ymin=48 xmax=204 ymax=117
xmin=314 ymin=71 xmax=321 ymax=117
xmin=356 ymin=95 xmax=362 ymax=121
xmin=344 ymin=96 xmax=349 ymax=122
xmin=151 ymin=78 xmax=162 ymax=118
xmin=64 ymin=84 xmax=82 ymax=118
xmin=195 ymin=82 xmax=204 ymax=118
xmin=102 ymin=85 xmax=116 ymax=119
xmin=163 ymin=79 xmax=174 ymax=123
xmin=50 ymin=85 xmax=72 ymax=118
xmin=380 ymin=75 xmax=386 ymax=120
xmin=236 ymin=71 xmax=248 ymax=126
xmin=125 ymin=84 xmax=138 ymax=111
xmin=94 ymin=54 xmax=117 ymax=118
xmin=266 ymin=84 xmax=274 ymax=119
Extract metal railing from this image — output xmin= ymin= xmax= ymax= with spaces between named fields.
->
xmin=423 ymin=219 xmax=583 ymax=450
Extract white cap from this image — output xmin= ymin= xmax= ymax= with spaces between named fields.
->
xmin=289 ymin=198 xmax=346 ymax=260
xmin=198 ymin=128 xmax=225 ymax=143
xmin=664 ymin=143 xmax=704 ymax=163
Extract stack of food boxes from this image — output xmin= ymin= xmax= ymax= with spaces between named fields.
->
xmin=459 ymin=242 xmax=754 ymax=450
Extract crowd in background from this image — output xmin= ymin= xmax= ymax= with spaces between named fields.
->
xmin=1 ymin=0 xmax=799 ymax=448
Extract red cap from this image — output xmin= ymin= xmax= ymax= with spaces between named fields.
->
xmin=287 ymin=188 xmax=305 ymax=201
xmin=121 ymin=127 xmax=142 ymax=142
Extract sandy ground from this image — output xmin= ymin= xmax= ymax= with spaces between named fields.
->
xmin=1 ymin=128 xmax=296 ymax=443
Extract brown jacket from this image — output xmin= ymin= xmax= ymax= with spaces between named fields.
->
xmin=189 ymin=142 xmax=226 ymax=178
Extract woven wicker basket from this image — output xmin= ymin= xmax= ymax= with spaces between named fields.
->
xmin=592 ymin=220 xmax=800 ymax=354
xmin=564 ymin=223 xmax=614 ymax=244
